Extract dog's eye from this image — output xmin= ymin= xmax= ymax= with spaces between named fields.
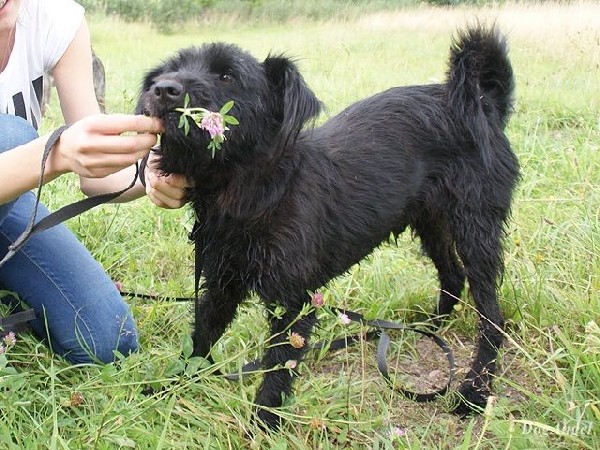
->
xmin=219 ymin=73 xmax=234 ymax=83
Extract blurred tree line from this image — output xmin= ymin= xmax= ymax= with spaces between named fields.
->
xmin=78 ymin=0 xmax=216 ymax=29
xmin=77 ymin=0 xmax=509 ymax=32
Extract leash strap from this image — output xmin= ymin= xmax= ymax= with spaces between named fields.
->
xmin=0 ymin=126 xmax=68 ymax=267
xmin=338 ymin=308 xmax=455 ymax=401
xmin=0 ymin=128 xmax=69 ymax=334
xmin=138 ymin=151 xmax=151 ymax=189
xmin=0 ymin=125 xmax=142 ymax=268
xmin=0 ymin=125 xmax=144 ymax=333
xmin=375 ymin=324 xmax=454 ymax=401
xmin=223 ymin=307 xmax=455 ymax=402
xmin=0 ymin=309 xmax=37 ymax=336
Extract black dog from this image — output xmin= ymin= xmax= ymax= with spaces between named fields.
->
xmin=138 ymin=25 xmax=519 ymax=429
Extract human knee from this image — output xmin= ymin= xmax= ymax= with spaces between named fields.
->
xmin=59 ymin=314 xmax=139 ymax=365
xmin=113 ymin=322 xmax=139 ymax=361
xmin=66 ymin=332 xmax=139 ymax=365
xmin=0 ymin=114 xmax=38 ymax=152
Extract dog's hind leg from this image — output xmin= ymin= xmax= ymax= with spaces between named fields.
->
xmin=254 ymin=301 xmax=317 ymax=429
xmin=413 ymin=214 xmax=466 ymax=324
xmin=191 ymin=281 xmax=246 ymax=360
xmin=450 ymin=207 xmax=506 ymax=414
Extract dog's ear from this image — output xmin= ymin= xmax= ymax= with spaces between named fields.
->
xmin=263 ymin=55 xmax=322 ymax=145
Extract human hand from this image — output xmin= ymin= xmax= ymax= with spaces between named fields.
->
xmin=49 ymin=114 xmax=163 ymax=179
xmin=144 ymin=151 xmax=192 ymax=209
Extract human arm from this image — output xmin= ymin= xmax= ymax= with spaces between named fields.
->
xmin=0 ymin=113 xmax=160 ymax=206
xmin=51 ymin=19 xmax=189 ymax=207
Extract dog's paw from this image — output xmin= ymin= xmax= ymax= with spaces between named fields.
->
xmin=255 ymin=407 xmax=282 ymax=432
xmin=451 ymin=383 xmax=490 ymax=417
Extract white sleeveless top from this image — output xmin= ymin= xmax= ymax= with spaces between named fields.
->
xmin=0 ymin=0 xmax=84 ymax=129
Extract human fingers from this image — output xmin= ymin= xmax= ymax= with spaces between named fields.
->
xmin=145 ymin=152 xmax=192 ymax=190
xmin=74 ymin=132 xmax=159 ymax=156
xmin=81 ymin=114 xmax=164 ymax=136
xmin=164 ymin=173 xmax=192 ymax=189
xmin=67 ymin=114 xmax=162 ymax=159
xmin=52 ymin=121 xmax=158 ymax=178
xmin=71 ymin=134 xmax=156 ymax=176
xmin=145 ymin=170 xmax=189 ymax=209
xmin=146 ymin=185 xmax=184 ymax=209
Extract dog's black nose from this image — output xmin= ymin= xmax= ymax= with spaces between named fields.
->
xmin=152 ymin=79 xmax=184 ymax=104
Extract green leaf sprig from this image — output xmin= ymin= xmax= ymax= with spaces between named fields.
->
xmin=176 ymin=94 xmax=239 ymax=157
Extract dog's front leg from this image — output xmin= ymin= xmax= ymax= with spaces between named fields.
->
xmin=191 ymin=281 xmax=246 ymax=359
xmin=255 ymin=304 xmax=317 ymax=430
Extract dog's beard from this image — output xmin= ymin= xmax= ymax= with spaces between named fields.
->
xmin=158 ymin=122 xmax=216 ymax=176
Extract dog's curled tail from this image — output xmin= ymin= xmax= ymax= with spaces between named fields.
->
xmin=446 ymin=24 xmax=514 ymax=163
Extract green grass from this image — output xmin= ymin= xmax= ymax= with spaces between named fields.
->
xmin=2 ymin=1 xmax=599 ymax=448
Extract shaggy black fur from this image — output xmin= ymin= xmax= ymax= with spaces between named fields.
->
xmin=137 ymin=25 xmax=519 ymax=429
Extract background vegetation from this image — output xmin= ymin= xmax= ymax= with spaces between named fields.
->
xmin=77 ymin=0 xmax=505 ymax=32
xmin=1 ymin=0 xmax=598 ymax=449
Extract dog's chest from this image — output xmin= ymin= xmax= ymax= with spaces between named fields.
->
xmin=199 ymin=221 xmax=278 ymax=284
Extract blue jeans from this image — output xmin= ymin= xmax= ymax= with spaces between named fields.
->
xmin=0 ymin=114 xmax=138 ymax=363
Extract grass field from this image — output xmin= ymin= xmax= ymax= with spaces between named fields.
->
xmin=1 ymin=1 xmax=599 ymax=449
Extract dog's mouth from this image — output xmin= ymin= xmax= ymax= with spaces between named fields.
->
xmin=142 ymin=100 xmax=208 ymax=138
xmin=142 ymin=103 xmax=181 ymax=131
xmin=0 ymin=0 xmax=11 ymax=11
xmin=142 ymin=90 xmax=237 ymax=160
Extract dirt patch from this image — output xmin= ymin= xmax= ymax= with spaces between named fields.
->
xmin=303 ymin=330 xmax=542 ymax=427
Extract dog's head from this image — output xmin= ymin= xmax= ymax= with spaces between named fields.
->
xmin=137 ymin=43 xmax=322 ymax=179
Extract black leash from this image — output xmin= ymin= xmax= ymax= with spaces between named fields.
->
xmin=220 ymin=307 xmax=454 ymax=401
xmin=0 ymin=126 xmax=68 ymax=268
xmin=0 ymin=126 xmax=142 ymax=267
xmin=0 ymin=309 xmax=37 ymax=337
xmin=126 ymin=286 xmax=455 ymax=401
xmin=0 ymin=126 xmax=142 ymax=335
xmin=126 ymin=229 xmax=455 ymax=402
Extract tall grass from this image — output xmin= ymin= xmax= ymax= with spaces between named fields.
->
xmin=2 ymin=1 xmax=599 ymax=448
